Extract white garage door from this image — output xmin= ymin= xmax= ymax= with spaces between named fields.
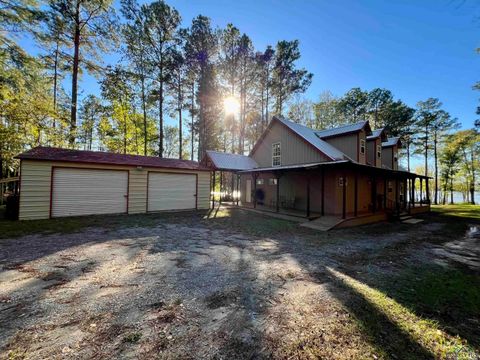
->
xmin=52 ymin=168 xmax=128 ymax=218
xmin=148 ymin=172 xmax=196 ymax=211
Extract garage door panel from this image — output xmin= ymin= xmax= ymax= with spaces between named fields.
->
xmin=52 ymin=168 xmax=128 ymax=217
xmin=148 ymin=172 xmax=196 ymax=211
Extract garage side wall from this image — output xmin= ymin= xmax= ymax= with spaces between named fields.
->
xmin=19 ymin=160 xmax=210 ymax=220
xmin=19 ymin=160 xmax=51 ymax=220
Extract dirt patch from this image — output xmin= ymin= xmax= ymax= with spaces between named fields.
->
xmin=0 ymin=209 xmax=478 ymax=359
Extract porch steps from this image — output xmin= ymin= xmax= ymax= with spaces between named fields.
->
xmin=300 ymin=216 xmax=343 ymax=232
xmin=402 ymin=218 xmax=424 ymax=224
xmin=400 ymin=215 xmax=413 ymax=221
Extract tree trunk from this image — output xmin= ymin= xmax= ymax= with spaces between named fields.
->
xmin=140 ymin=73 xmax=147 ymax=156
xmin=471 ymin=150 xmax=476 ymax=205
xmin=450 ymin=177 xmax=454 ymax=204
xmin=158 ymin=78 xmax=164 ymax=158
xmin=424 ymin=124 xmax=428 ymax=177
xmin=53 ymin=39 xmax=59 ymax=126
xmin=178 ymin=80 xmax=183 ymax=160
xmin=406 ymin=142 xmax=411 ymax=172
xmin=191 ymin=82 xmax=195 ymax=161
xmin=434 ymin=135 xmax=438 ymax=204
xmin=70 ymin=1 xmax=81 ymax=147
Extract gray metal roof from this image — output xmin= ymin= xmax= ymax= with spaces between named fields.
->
xmin=367 ymin=128 xmax=385 ymax=140
xmin=239 ymin=160 xmax=349 ymax=173
xmin=315 ymin=121 xmax=369 ymax=139
xmin=382 ymin=137 xmax=401 ymax=147
xmin=276 ymin=117 xmax=347 ymax=161
xmin=206 ymin=150 xmax=258 ymax=171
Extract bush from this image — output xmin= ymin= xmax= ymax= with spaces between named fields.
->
xmin=5 ymin=194 xmax=19 ymax=220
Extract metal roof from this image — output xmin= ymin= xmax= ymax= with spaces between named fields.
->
xmin=315 ymin=121 xmax=370 ymax=139
xmin=16 ymin=147 xmax=210 ymax=171
xmin=367 ymin=128 xmax=386 ymax=140
xmin=205 ymin=150 xmax=258 ymax=171
xmin=382 ymin=137 xmax=401 ymax=147
xmin=275 ymin=117 xmax=347 ymax=161
xmin=239 ymin=160 xmax=349 ymax=173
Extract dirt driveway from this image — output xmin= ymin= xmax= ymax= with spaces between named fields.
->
xmin=0 ymin=207 xmax=479 ymax=359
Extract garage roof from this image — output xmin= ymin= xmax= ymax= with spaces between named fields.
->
xmin=16 ymin=147 xmax=210 ymax=171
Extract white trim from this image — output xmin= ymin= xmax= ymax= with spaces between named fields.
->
xmin=272 ymin=142 xmax=281 ymax=167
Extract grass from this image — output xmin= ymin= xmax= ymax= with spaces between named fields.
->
xmin=379 ymin=266 xmax=480 ymax=348
xmin=431 ymin=204 xmax=480 ymax=221
xmin=329 ymin=267 xmax=478 ymax=359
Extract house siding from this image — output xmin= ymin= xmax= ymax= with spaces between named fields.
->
xmin=19 ymin=160 xmax=210 ymax=220
xmin=382 ymin=145 xmax=398 ymax=170
xmin=324 ymin=131 xmax=366 ymax=164
xmin=250 ymin=121 xmax=329 ymax=167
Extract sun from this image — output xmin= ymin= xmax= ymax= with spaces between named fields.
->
xmin=223 ymin=96 xmax=240 ymax=115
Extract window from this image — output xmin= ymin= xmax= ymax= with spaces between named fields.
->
xmin=376 ymin=145 xmax=382 ymax=158
xmin=256 ymin=178 xmax=264 ymax=185
xmin=272 ymin=142 xmax=281 ymax=167
xmin=268 ymin=178 xmax=278 ymax=186
xmin=360 ymin=139 xmax=366 ymax=155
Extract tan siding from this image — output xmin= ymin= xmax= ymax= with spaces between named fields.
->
xmin=324 ymin=133 xmax=358 ymax=162
xmin=129 ymin=170 xmax=147 ymax=214
xmin=382 ymin=147 xmax=393 ymax=169
xmin=19 ymin=160 xmax=210 ymax=220
xmin=19 ymin=160 xmax=51 ymax=220
xmin=197 ymin=171 xmax=211 ymax=209
xmin=251 ymin=121 xmax=329 ymax=167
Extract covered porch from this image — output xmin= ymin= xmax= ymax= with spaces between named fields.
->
xmin=238 ymin=161 xmax=430 ymax=221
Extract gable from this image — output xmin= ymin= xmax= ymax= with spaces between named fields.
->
xmin=250 ymin=120 xmax=331 ymax=167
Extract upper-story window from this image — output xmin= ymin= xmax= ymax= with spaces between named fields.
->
xmin=272 ymin=142 xmax=281 ymax=167
xmin=360 ymin=139 xmax=366 ymax=155
xmin=376 ymin=144 xmax=382 ymax=158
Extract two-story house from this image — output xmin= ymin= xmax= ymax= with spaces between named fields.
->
xmin=204 ymin=116 xmax=430 ymax=228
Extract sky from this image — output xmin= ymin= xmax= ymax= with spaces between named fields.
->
xmin=21 ymin=0 xmax=480 ymax=130
xmin=166 ymin=0 xmax=479 ymax=128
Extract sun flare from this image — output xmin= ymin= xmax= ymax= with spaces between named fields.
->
xmin=223 ymin=96 xmax=240 ymax=115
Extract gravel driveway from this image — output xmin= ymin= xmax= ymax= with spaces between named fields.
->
xmin=0 ymin=208 xmax=478 ymax=359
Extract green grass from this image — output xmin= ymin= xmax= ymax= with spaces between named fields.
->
xmin=330 ymin=267 xmax=479 ymax=359
xmin=431 ymin=204 xmax=480 ymax=221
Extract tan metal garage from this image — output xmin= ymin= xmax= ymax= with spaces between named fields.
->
xmin=15 ymin=147 xmax=211 ymax=220
xmin=51 ymin=168 xmax=129 ymax=218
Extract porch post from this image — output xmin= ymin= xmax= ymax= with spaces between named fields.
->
xmin=412 ymin=177 xmax=416 ymax=206
xmin=236 ymin=173 xmax=240 ymax=206
xmin=354 ymin=173 xmax=358 ymax=217
xmin=372 ymin=175 xmax=377 ymax=213
xmin=425 ymin=177 xmax=430 ymax=204
xmin=404 ymin=178 xmax=408 ymax=210
xmin=342 ymin=174 xmax=347 ymax=219
xmin=276 ymin=174 xmax=280 ymax=213
xmin=253 ymin=173 xmax=257 ymax=209
xmin=383 ymin=177 xmax=387 ymax=210
xmin=420 ymin=178 xmax=423 ymax=205
xmin=219 ymin=171 xmax=223 ymax=205
xmin=211 ymin=171 xmax=216 ymax=209
xmin=306 ymin=174 xmax=311 ymax=218
xmin=321 ymin=167 xmax=325 ymax=216
xmin=395 ymin=177 xmax=399 ymax=212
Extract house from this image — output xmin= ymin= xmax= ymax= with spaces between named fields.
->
xmin=204 ymin=116 xmax=430 ymax=228
xmin=15 ymin=147 xmax=210 ymax=220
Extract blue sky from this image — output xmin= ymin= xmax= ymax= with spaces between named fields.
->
xmin=23 ymin=0 xmax=479 ymax=130
xmin=169 ymin=0 xmax=479 ymax=129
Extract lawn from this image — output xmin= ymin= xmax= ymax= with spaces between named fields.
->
xmin=0 ymin=206 xmax=479 ymax=359
xmin=432 ymin=204 xmax=480 ymax=220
